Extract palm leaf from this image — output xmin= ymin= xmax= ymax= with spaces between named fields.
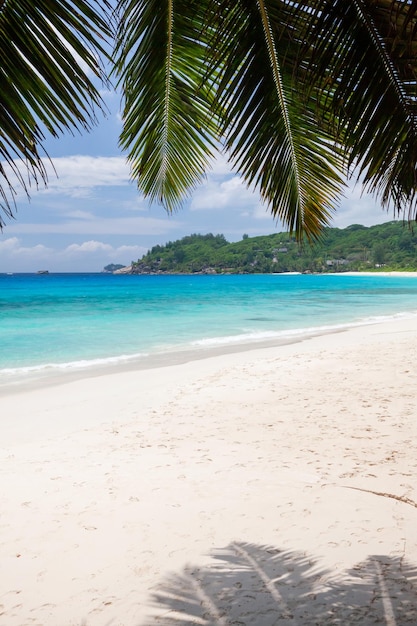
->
xmin=303 ymin=0 xmax=417 ymax=221
xmin=207 ymin=0 xmax=345 ymax=240
xmin=114 ymin=0 xmax=220 ymax=212
xmin=0 ymin=0 xmax=113 ymax=226
xmin=5 ymin=0 xmax=417 ymax=237
xmin=113 ymin=0 xmax=345 ymax=239
xmin=113 ymin=0 xmax=417 ymax=238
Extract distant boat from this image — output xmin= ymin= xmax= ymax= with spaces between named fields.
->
xmin=36 ymin=270 xmax=49 ymax=274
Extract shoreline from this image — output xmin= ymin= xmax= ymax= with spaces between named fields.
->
xmin=0 ymin=325 xmax=346 ymax=396
xmin=3 ymin=270 xmax=417 ymax=276
xmin=2 ymin=307 xmax=417 ymax=397
xmin=330 ymin=270 xmax=417 ymax=276
xmin=1 ymin=315 xmax=417 ymax=624
xmin=3 ymin=272 xmax=417 ymax=395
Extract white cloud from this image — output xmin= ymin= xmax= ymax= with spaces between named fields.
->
xmin=1 ymin=156 xmax=131 ymax=199
xmin=0 ymin=237 xmax=147 ymax=272
xmin=63 ymin=240 xmax=146 ymax=260
xmin=190 ymin=158 xmax=401 ymax=230
xmin=65 ymin=240 xmax=114 ymax=254
xmin=117 ymin=244 xmax=147 ymax=256
xmin=0 ymin=237 xmax=19 ymax=252
xmin=42 ymin=155 xmax=131 ymax=192
xmin=0 ymin=237 xmax=52 ymax=257
xmin=209 ymin=152 xmax=236 ymax=176
xmin=190 ymin=175 xmax=265 ymax=219
xmin=250 ymin=203 xmax=278 ymax=221
xmin=334 ymin=181 xmax=394 ymax=228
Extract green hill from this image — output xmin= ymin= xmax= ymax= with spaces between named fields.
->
xmin=130 ymin=221 xmax=417 ymax=274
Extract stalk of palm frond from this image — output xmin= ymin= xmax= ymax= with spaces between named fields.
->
xmin=0 ymin=0 xmax=113 ymax=226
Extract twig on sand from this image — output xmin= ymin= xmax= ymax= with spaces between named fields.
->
xmin=343 ymin=486 xmax=417 ymax=509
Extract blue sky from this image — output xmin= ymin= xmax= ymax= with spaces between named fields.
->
xmin=0 ymin=88 xmax=393 ymax=272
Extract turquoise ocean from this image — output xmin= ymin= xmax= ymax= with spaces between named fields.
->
xmin=1 ymin=272 xmax=417 ymax=387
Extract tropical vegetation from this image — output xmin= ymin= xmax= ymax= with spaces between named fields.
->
xmin=128 ymin=222 xmax=417 ymax=274
xmin=2 ymin=1 xmax=417 ymax=237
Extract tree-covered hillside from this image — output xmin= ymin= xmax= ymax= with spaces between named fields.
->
xmin=130 ymin=222 xmax=417 ymax=274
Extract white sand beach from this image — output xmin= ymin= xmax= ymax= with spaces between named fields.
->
xmin=1 ymin=317 xmax=417 ymax=625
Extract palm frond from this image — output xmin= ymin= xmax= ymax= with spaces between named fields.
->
xmin=113 ymin=0 xmax=417 ymax=237
xmin=113 ymin=0 xmax=219 ymax=212
xmin=304 ymin=0 xmax=417 ymax=221
xmin=208 ymin=0 xmax=345 ymax=240
xmin=0 ymin=0 xmax=113 ymax=226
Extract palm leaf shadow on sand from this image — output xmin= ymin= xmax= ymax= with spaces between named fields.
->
xmin=145 ymin=542 xmax=417 ymax=624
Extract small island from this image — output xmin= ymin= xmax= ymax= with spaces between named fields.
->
xmin=103 ymin=264 xmax=127 ymax=273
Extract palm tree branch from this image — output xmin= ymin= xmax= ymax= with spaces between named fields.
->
xmin=303 ymin=0 xmax=417 ymax=219
xmin=0 ymin=0 xmax=113 ymax=226
xmin=114 ymin=0 xmax=219 ymax=212
xmin=209 ymin=0 xmax=344 ymax=240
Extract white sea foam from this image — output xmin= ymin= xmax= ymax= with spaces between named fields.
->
xmin=0 ymin=351 xmax=149 ymax=377
xmin=0 ymin=311 xmax=417 ymax=379
xmin=191 ymin=310 xmax=417 ymax=348
xmin=2 ymin=310 xmax=417 ymax=380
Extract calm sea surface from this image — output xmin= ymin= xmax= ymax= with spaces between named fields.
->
xmin=1 ymin=272 xmax=417 ymax=385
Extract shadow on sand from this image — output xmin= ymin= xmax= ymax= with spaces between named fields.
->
xmin=144 ymin=542 xmax=417 ymax=624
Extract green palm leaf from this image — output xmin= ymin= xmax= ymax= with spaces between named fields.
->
xmin=209 ymin=0 xmax=345 ymax=240
xmin=3 ymin=0 xmax=417 ymax=238
xmin=114 ymin=0 xmax=345 ymax=239
xmin=113 ymin=0 xmax=417 ymax=238
xmin=0 ymin=0 xmax=112 ymax=225
xmin=304 ymin=0 xmax=417 ymax=220
xmin=114 ymin=0 xmax=220 ymax=212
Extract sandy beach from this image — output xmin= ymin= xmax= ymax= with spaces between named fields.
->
xmin=1 ymin=317 xmax=417 ymax=625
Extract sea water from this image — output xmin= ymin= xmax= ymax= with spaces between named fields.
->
xmin=1 ymin=272 xmax=417 ymax=385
